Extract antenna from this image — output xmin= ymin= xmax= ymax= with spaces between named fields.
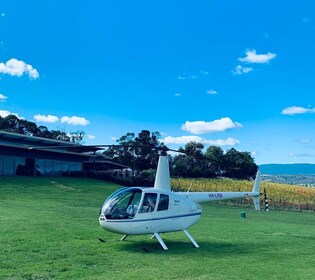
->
xmin=187 ymin=179 xmax=195 ymax=192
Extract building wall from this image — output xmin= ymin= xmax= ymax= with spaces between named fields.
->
xmin=0 ymin=132 xmax=122 ymax=177
xmin=0 ymin=155 xmax=83 ymax=176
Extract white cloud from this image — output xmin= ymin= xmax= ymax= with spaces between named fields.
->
xmin=208 ymin=137 xmax=240 ymax=146
xmin=0 ymin=58 xmax=39 ymax=79
xmin=281 ymin=106 xmax=315 ymax=115
xmin=1 ymin=13 xmax=5 ymax=17
xmin=178 ymin=74 xmax=199 ymax=80
xmin=175 ymin=93 xmax=181 ymax=97
xmin=61 ymin=116 xmax=90 ymax=126
xmin=0 ymin=93 xmax=7 ymax=102
xmin=206 ymin=89 xmax=217 ymax=95
xmin=232 ymin=65 xmax=253 ymax=75
xmin=239 ymin=49 xmax=277 ymax=64
xmin=0 ymin=109 xmax=21 ymax=118
xmin=288 ymin=152 xmax=315 ymax=158
xmin=162 ymin=135 xmax=240 ymax=146
xmin=87 ymin=134 xmax=96 ymax=140
xmin=298 ymin=138 xmax=310 ymax=144
xmin=34 ymin=114 xmax=59 ymax=123
xmin=181 ymin=117 xmax=242 ymax=135
xmin=162 ymin=135 xmax=203 ymax=144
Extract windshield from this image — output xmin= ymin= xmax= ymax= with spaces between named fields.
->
xmin=100 ymin=188 xmax=142 ymax=220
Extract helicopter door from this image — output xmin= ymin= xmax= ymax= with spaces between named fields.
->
xmin=139 ymin=193 xmax=157 ymax=213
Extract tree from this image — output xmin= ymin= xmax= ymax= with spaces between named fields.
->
xmin=170 ymin=154 xmax=189 ymax=177
xmin=172 ymin=142 xmax=210 ymax=178
xmin=104 ymin=132 xmax=137 ymax=168
xmin=50 ymin=130 xmax=71 ymax=142
xmin=134 ymin=130 xmax=163 ymax=170
xmin=69 ymin=130 xmax=85 ymax=144
xmin=172 ymin=143 xmax=257 ymax=179
xmin=0 ymin=115 xmax=24 ymax=134
xmin=205 ymin=146 xmax=225 ymax=176
xmin=224 ymin=148 xmax=258 ymax=179
xmin=0 ymin=115 xmax=39 ymax=135
xmin=37 ymin=126 xmax=53 ymax=138
xmin=0 ymin=114 xmax=85 ymax=143
xmin=20 ymin=119 xmax=40 ymax=136
xmin=104 ymin=130 xmax=164 ymax=171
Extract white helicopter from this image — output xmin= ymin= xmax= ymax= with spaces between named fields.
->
xmin=99 ymin=148 xmax=261 ymax=250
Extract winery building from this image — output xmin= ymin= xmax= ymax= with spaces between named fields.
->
xmin=0 ymin=130 xmax=126 ymax=176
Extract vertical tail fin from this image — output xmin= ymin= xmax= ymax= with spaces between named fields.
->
xmin=252 ymin=170 xmax=261 ymax=193
xmin=252 ymin=170 xmax=261 ymax=211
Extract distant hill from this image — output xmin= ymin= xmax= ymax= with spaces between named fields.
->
xmin=259 ymin=163 xmax=315 ymax=175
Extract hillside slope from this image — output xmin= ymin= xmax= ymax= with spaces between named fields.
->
xmin=259 ymin=163 xmax=315 ymax=175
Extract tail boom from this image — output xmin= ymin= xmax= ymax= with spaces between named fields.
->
xmin=177 ymin=170 xmax=261 ymax=210
xmin=178 ymin=191 xmax=259 ymax=204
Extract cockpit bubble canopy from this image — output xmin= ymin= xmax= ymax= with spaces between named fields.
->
xmin=100 ymin=187 xmax=142 ymax=220
xmin=100 ymin=187 xmax=171 ymax=220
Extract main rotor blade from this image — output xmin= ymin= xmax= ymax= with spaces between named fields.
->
xmin=27 ymin=144 xmax=186 ymax=154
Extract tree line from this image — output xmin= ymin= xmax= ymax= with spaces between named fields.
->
xmin=0 ymin=114 xmax=85 ymax=143
xmin=104 ymin=130 xmax=258 ymax=180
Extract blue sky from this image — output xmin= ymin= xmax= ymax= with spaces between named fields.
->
xmin=1 ymin=1 xmax=315 ymax=164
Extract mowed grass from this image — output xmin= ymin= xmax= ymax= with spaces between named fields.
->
xmin=0 ymin=177 xmax=314 ymax=280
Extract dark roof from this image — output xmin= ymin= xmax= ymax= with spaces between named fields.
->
xmin=0 ymin=130 xmax=129 ymax=169
xmin=0 ymin=130 xmax=108 ymax=156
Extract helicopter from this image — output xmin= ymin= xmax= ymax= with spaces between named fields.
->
xmin=28 ymin=143 xmax=261 ymax=250
xmin=98 ymin=147 xmax=261 ymax=250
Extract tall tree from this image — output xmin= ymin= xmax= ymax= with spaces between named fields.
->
xmin=104 ymin=130 xmax=164 ymax=170
xmin=104 ymin=132 xmax=137 ymax=168
xmin=134 ymin=130 xmax=162 ymax=170
xmin=0 ymin=115 xmax=39 ymax=135
xmin=37 ymin=126 xmax=53 ymax=138
xmin=224 ymin=148 xmax=258 ymax=179
xmin=205 ymin=146 xmax=225 ymax=176
xmin=173 ymin=142 xmax=210 ymax=178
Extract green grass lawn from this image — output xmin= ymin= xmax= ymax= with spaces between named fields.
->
xmin=0 ymin=176 xmax=314 ymax=280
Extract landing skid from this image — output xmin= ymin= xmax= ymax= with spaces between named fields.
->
xmin=151 ymin=230 xmax=200 ymax=250
xmin=120 ymin=230 xmax=200 ymax=250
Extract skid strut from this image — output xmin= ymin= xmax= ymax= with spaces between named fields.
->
xmin=183 ymin=230 xmax=199 ymax=248
xmin=154 ymin=233 xmax=168 ymax=250
xmin=153 ymin=230 xmax=200 ymax=250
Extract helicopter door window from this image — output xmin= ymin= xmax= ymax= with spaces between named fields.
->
xmin=139 ymin=193 xmax=157 ymax=213
xmin=157 ymin=194 xmax=169 ymax=211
